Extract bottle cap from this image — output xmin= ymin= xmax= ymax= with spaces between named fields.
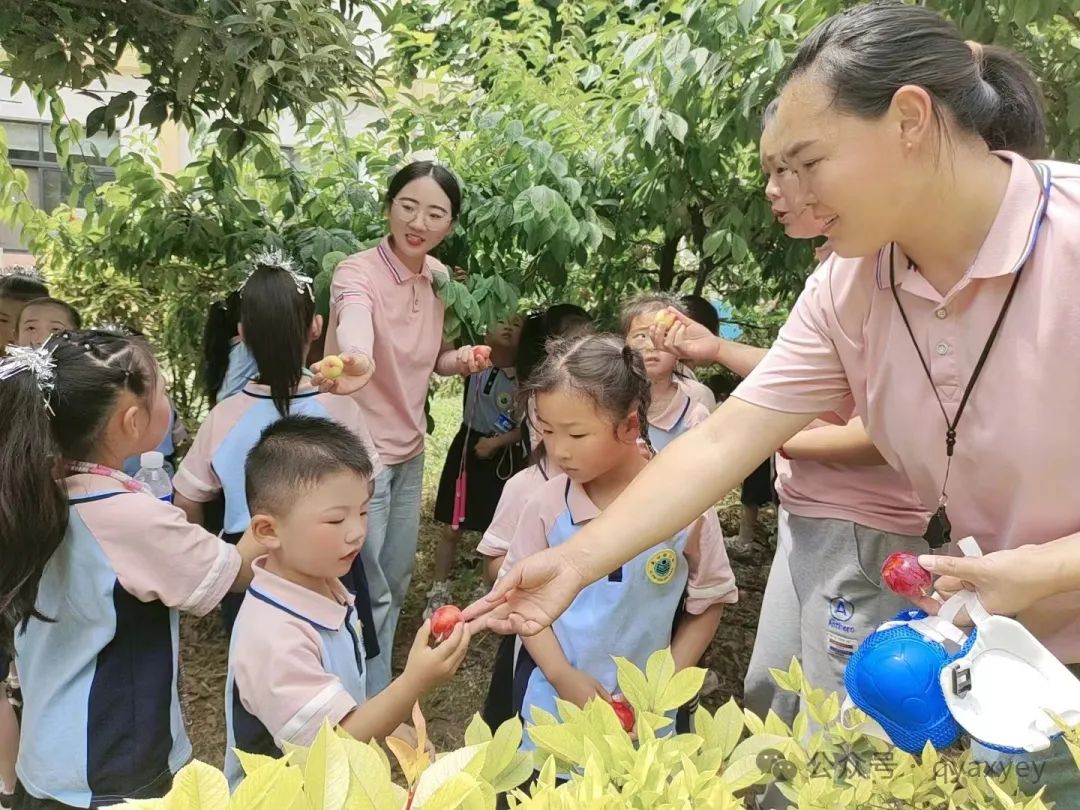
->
xmin=140 ymin=451 xmax=165 ymax=469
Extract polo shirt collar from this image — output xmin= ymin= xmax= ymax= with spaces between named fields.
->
xmin=875 ymin=152 xmax=1050 ymax=292
xmin=378 ymin=236 xmax=434 ymax=284
xmin=243 ymin=375 xmax=318 ymax=400
xmin=652 ymin=385 xmax=692 ymax=432
xmin=564 ymin=477 xmax=601 ymax=526
xmin=247 ymin=556 xmax=353 ymax=632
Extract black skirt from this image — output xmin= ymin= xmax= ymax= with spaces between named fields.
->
xmin=433 ymin=426 xmax=527 ymax=532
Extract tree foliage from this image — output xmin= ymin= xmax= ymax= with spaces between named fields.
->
xmin=3 ymin=0 xmax=1080 ymax=419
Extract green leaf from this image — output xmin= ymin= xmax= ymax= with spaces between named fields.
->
xmin=486 ymin=716 xmax=523 ymax=777
xmin=664 ymin=111 xmax=689 ymax=143
xmin=227 ymin=754 xmax=300 ymax=810
xmin=580 ymin=64 xmax=602 ymax=89
xmin=177 ymin=53 xmax=203 ymax=104
xmin=175 ymin=28 xmax=203 ymax=63
xmin=1013 ymin=0 xmax=1039 ymax=27
xmin=527 ymin=723 xmax=586 ymax=764
xmin=737 ymin=0 xmax=767 ymax=30
xmin=303 ymin=722 xmax=349 ymax=810
xmin=624 ymin=33 xmax=658 ymax=69
xmin=251 ymin=64 xmax=273 ymax=90
xmin=86 ymin=107 xmax=107 ymax=137
xmin=657 ymin=667 xmax=706 ymax=712
xmin=168 ymin=760 xmax=229 ymax=810
xmin=613 ymin=656 xmax=650 ymax=710
xmin=463 ymin=714 xmax=493 ymax=747
xmin=703 ymin=230 xmax=728 ymax=259
xmin=139 ymin=95 xmax=169 ymax=129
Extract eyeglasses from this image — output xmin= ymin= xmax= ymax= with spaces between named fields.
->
xmin=391 ymin=198 xmax=451 ymax=229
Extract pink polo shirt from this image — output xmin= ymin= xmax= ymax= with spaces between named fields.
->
xmin=734 ymin=153 xmax=1080 ymax=661
xmin=776 ymin=401 xmax=929 ymax=538
xmin=230 ymin=558 xmax=363 ymax=747
xmin=678 ymin=375 xmax=717 ymax=412
xmin=478 ymin=459 xmax=554 ymax=558
xmin=506 ymin=473 xmax=738 ymax=614
xmin=328 ymin=238 xmax=458 ymax=465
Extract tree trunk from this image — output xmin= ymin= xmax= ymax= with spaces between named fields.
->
xmin=658 ymin=235 xmax=679 ymax=291
xmin=689 ymin=206 xmax=713 ymax=297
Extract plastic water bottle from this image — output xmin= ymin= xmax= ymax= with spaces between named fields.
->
xmin=134 ymin=451 xmax=173 ymax=503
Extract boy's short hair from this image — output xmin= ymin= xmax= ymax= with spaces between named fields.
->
xmin=246 ymin=415 xmax=374 ymax=516
xmin=619 ymin=292 xmax=686 ymax=335
xmin=17 ymin=297 xmax=82 ymax=330
xmin=0 ymin=271 xmax=49 ymax=302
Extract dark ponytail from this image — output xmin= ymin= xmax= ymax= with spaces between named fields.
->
xmin=521 ymin=333 xmax=652 ymax=452
xmin=0 ymin=330 xmax=158 ymax=651
xmin=239 ymin=263 xmax=316 ymax=418
xmin=783 ymin=1 xmax=1047 ymax=159
xmin=201 ymin=292 xmax=241 ymax=406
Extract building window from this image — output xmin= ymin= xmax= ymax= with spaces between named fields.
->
xmin=0 ymin=119 xmax=118 ymax=251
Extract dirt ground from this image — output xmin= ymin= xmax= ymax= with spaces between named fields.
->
xmin=180 ymin=389 xmax=777 ymax=765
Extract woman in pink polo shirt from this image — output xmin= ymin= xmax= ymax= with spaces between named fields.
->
xmin=313 ymin=161 xmax=489 ymax=696
xmin=470 ymin=2 xmax=1080 ymax=803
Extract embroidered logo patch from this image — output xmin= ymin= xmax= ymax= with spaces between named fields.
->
xmin=646 ymin=549 xmax=677 ymax=585
xmin=497 ymin=392 xmax=513 ymax=411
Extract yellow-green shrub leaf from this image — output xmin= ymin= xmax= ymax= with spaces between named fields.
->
xmin=656 ymin=666 xmax=705 ymax=712
xmin=710 ymin=699 xmax=744 ymax=759
xmin=528 ymin=723 xmax=586 ymax=764
xmin=234 ymin=750 xmax=284 ymax=778
xmin=644 ymin=648 xmax=675 ymax=701
xmin=412 ymin=744 xmax=486 ymax=807
xmin=487 ymin=753 xmax=534 ymax=794
xmin=463 ymin=714 xmax=493 ymax=747
xmin=169 ymin=760 xmax=229 ymax=810
xmin=484 ymin=716 xmax=523 ymax=778
xmin=304 ymin=722 xmax=350 ymax=810
xmin=228 ymin=757 xmax=302 ymax=810
xmin=416 ymin=773 xmax=487 ymax=810
xmin=613 ymin=656 xmax=650 ymax=710
xmin=342 ymin=737 xmax=395 ymax=809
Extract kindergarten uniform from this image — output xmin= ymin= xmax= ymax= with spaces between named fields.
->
xmin=679 ymin=375 xmax=717 ymax=413
xmin=14 ymin=474 xmax=240 ymax=808
xmin=225 ymin=559 xmax=366 ymax=789
xmin=507 ymin=474 xmax=737 ymax=752
xmin=173 ymin=378 xmax=381 ymax=640
xmin=647 ymin=385 xmax=710 ymax=452
xmin=477 ymin=458 xmax=554 ymax=730
xmin=735 ymin=154 xmax=1080 ymax=804
xmin=433 ymin=367 xmax=527 ymax=532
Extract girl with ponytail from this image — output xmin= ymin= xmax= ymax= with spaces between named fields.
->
xmin=502 ymin=333 xmax=737 ymax=757
xmin=174 ymin=251 xmax=380 ymax=636
xmin=0 ymin=330 xmax=255 ymax=808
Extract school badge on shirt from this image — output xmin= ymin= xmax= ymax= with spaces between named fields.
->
xmin=646 ymin=549 xmax=677 ymax=585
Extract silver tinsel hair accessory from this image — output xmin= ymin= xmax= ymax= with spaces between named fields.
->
xmin=0 ymin=339 xmax=58 ymax=414
xmin=239 ymin=248 xmax=313 ymax=300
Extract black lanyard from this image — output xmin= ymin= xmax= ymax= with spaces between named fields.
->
xmin=888 ymin=160 xmax=1051 ymax=549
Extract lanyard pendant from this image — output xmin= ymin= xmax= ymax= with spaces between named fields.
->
xmin=924 ymin=505 xmax=953 ymax=549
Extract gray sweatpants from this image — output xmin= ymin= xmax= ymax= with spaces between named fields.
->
xmin=743 ymin=508 xmax=926 ymax=724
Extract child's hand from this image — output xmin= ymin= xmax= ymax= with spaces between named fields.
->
xmin=474 ymin=436 xmax=500 ymax=459
xmin=551 ymin=666 xmax=611 ymax=709
xmin=388 ymin=722 xmax=436 ymax=756
xmin=312 ymin=353 xmax=375 ymax=395
xmin=403 ymin=620 xmax=471 ymax=691
xmin=650 ymin=308 xmax=721 ymax=365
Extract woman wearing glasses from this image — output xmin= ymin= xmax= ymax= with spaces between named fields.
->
xmin=313 ymin=161 xmax=490 ymax=695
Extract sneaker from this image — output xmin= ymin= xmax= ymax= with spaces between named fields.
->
xmin=422 ymin=581 xmax=452 ymax=621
